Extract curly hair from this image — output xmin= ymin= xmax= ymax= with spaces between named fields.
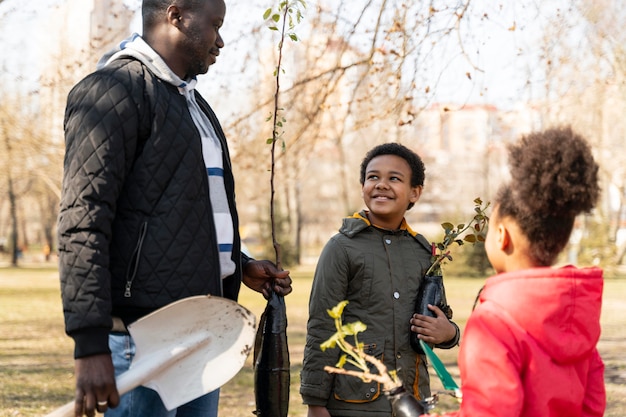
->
xmin=495 ymin=126 xmax=600 ymax=265
xmin=359 ymin=142 xmax=425 ymax=210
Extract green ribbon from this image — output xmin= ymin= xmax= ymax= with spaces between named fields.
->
xmin=419 ymin=340 xmax=462 ymax=398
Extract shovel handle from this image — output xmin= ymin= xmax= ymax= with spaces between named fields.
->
xmin=43 ymin=401 xmax=75 ymax=417
xmin=44 ymin=381 xmax=134 ymax=417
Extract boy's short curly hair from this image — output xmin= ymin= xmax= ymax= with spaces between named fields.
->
xmin=360 ymin=142 xmax=425 ymax=210
xmin=495 ymin=126 xmax=600 ymax=265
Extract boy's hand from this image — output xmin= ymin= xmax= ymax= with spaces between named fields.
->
xmin=410 ymin=304 xmax=457 ymax=345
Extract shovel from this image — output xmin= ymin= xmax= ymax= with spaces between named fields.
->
xmin=45 ymin=295 xmax=256 ymax=417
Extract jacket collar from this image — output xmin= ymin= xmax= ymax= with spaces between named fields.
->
xmin=340 ymin=210 xmax=418 ymax=237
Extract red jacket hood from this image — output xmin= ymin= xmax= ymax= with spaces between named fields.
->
xmin=479 ymin=266 xmax=603 ymax=363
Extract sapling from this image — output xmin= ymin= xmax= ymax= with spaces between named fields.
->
xmin=322 ymin=199 xmax=491 ymax=415
xmin=321 ymin=301 xmax=428 ymax=416
xmin=411 ymin=198 xmax=490 ymax=353
xmin=426 ymin=198 xmax=490 ymax=276
xmin=253 ymin=3 xmax=306 ymax=417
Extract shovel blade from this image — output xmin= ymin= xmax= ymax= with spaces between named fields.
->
xmin=45 ymin=295 xmax=256 ymax=416
xmin=128 ymin=295 xmax=256 ymax=410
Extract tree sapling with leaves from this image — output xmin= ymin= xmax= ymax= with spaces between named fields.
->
xmin=253 ymin=2 xmax=306 ymax=417
xmin=410 ymin=198 xmax=489 ymax=353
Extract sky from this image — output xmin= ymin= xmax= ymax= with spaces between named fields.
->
xmin=0 ymin=0 xmax=561 ymax=110
xmin=0 ymin=1 xmax=59 ymax=87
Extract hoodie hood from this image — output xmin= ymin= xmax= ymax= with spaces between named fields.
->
xmin=97 ymin=33 xmax=197 ymax=93
xmin=479 ymin=265 xmax=603 ymax=363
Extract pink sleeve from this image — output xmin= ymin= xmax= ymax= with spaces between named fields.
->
xmin=431 ymin=303 xmax=525 ymax=417
xmin=581 ymin=349 xmax=605 ymax=417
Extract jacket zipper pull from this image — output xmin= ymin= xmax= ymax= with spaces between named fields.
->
xmin=124 ymin=221 xmax=148 ymax=299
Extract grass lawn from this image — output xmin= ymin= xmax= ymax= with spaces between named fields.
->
xmin=1 ymin=265 xmax=625 ymax=416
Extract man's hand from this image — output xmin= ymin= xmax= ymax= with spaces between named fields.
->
xmin=242 ymin=259 xmax=292 ymax=298
xmin=73 ymin=353 xmax=119 ymax=416
xmin=410 ymin=304 xmax=457 ymax=345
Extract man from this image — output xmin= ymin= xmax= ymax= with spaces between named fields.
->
xmin=58 ymin=1 xmax=292 ymax=416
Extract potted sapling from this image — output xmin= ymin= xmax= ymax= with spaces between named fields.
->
xmin=410 ymin=198 xmax=489 ymax=354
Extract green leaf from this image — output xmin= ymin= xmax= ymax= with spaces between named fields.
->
xmin=327 ymin=300 xmax=349 ymax=319
xmin=266 ymin=138 xmax=274 ymax=144
xmin=263 ymin=8 xmax=272 ymax=20
xmin=321 ymin=334 xmax=340 ymax=351
xmin=341 ymin=321 xmax=367 ymax=336
xmin=272 ymin=13 xmax=280 ymax=22
xmin=464 ymin=234 xmax=477 ymax=243
xmin=289 ymin=33 xmax=299 ymax=41
xmin=269 ymin=26 xmax=278 ymax=31
xmin=336 ymin=354 xmax=347 ymax=368
xmin=441 ymin=222 xmax=454 ymax=231
xmin=457 ymin=224 xmax=465 ymax=230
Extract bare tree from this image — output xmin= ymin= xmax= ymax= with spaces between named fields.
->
xmin=0 ymin=97 xmax=40 ymax=265
xmin=531 ymin=0 xmax=626 ymax=266
xmin=214 ymin=0 xmax=494 ymax=263
xmin=8 ymin=0 xmax=622 ymax=268
xmin=0 ymin=0 xmax=136 ymax=265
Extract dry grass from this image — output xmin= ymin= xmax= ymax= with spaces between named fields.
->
xmin=1 ymin=265 xmax=625 ymax=416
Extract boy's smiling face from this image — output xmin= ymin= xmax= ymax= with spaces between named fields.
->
xmin=361 ymin=154 xmax=422 ymax=230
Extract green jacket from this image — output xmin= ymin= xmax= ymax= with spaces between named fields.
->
xmin=300 ymin=211 xmax=459 ymax=416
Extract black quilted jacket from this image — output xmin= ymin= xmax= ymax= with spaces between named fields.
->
xmin=58 ymin=58 xmax=244 ymax=358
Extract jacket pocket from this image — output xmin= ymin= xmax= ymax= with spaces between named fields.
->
xmin=333 ymin=339 xmax=384 ymax=403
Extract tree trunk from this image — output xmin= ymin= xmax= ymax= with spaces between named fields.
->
xmin=8 ymin=174 xmax=18 ymax=267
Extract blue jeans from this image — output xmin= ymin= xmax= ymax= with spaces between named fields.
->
xmin=106 ymin=333 xmax=220 ymax=417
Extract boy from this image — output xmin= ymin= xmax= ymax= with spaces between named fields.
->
xmin=300 ymin=143 xmax=460 ymax=417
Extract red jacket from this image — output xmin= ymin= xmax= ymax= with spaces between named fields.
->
xmin=436 ymin=266 xmax=605 ymax=417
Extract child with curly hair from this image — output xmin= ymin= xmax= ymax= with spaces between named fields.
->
xmin=431 ymin=126 xmax=605 ymax=417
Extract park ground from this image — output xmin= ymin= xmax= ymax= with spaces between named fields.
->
xmin=1 ymin=264 xmax=625 ymax=416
